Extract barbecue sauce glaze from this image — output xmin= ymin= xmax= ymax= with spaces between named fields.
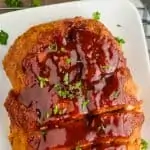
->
xmin=19 ymin=26 xmax=138 ymax=149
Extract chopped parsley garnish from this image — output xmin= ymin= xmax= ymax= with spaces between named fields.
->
xmin=46 ymin=112 xmax=50 ymax=119
xmin=110 ymin=90 xmax=120 ymax=99
xmin=82 ymin=100 xmax=89 ymax=109
xmin=74 ymin=81 xmax=82 ymax=89
xmin=141 ymin=139 xmax=148 ymax=150
xmin=63 ymin=73 xmax=69 ymax=85
xmin=58 ymin=90 xmax=70 ymax=98
xmin=45 ymin=110 xmax=52 ymax=119
xmin=5 ymin=0 xmax=22 ymax=7
xmin=58 ymin=109 xmax=63 ymax=115
xmin=54 ymin=84 xmax=72 ymax=99
xmin=54 ymin=81 xmax=82 ymax=99
xmin=75 ymin=145 xmax=82 ymax=150
xmin=49 ymin=42 xmax=57 ymax=52
xmin=115 ymin=37 xmax=125 ymax=45
xmin=92 ymin=11 xmax=101 ymax=20
xmin=0 ymin=30 xmax=9 ymax=45
xmin=37 ymin=76 xmax=49 ymax=88
xmin=101 ymin=65 xmax=110 ymax=70
xmin=54 ymin=84 xmax=61 ymax=91
xmin=69 ymin=81 xmax=82 ymax=91
xmin=53 ymin=105 xmax=59 ymax=115
xmin=32 ymin=0 xmax=41 ymax=6
xmin=66 ymin=58 xmax=71 ymax=64
xmin=53 ymin=104 xmax=66 ymax=115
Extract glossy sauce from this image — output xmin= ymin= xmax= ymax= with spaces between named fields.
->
xmin=38 ymin=119 xmax=92 ymax=150
xmin=19 ymin=26 xmax=139 ymax=149
xmin=27 ymin=112 xmax=143 ymax=149
xmin=91 ymin=145 xmax=126 ymax=150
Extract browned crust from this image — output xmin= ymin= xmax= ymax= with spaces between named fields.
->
xmin=3 ymin=17 xmax=144 ymax=150
xmin=4 ymin=91 xmax=38 ymax=131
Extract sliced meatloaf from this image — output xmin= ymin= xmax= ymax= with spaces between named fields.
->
xmin=3 ymin=17 xmax=144 ymax=150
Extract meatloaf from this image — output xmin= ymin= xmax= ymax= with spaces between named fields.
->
xmin=3 ymin=17 xmax=144 ymax=150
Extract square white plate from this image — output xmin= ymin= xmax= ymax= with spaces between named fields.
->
xmin=0 ymin=0 xmax=150 ymax=149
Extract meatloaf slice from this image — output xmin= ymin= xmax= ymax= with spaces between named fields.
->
xmin=9 ymin=122 xmax=141 ymax=150
xmin=4 ymin=88 xmax=141 ymax=132
xmin=8 ymin=109 xmax=143 ymax=150
xmin=3 ymin=17 xmax=144 ymax=150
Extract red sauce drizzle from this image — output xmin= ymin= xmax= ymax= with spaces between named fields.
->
xmin=18 ymin=26 xmax=139 ymax=149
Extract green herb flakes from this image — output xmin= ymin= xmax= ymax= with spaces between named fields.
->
xmin=45 ymin=110 xmax=51 ymax=119
xmin=75 ymin=145 xmax=82 ymax=150
xmin=0 ymin=30 xmax=9 ymax=45
xmin=58 ymin=109 xmax=63 ymax=115
xmin=141 ymin=139 xmax=148 ymax=150
xmin=110 ymin=90 xmax=120 ymax=99
xmin=82 ymin=100 xmax=89 ymax=109
xmin=5 ymin=0 xmax=22 ymax=7
xmin=66 ymin=58 xmax=71 ymax=64
xmin=74 ymin=81 xmax=82 ymax=89
xmin=68 ymin=93 xmax=74 ymax=99
xmin=92 ymin=11 xmax=101 ymax=20
xmin=53 ymin=105 xmax=66 ymax=115
xmin=37 ymin=76 xmax=49 ymax=88
xmin=54 ymin=84 xmax=69 ymax=98
xmin=69 ymin=81 xmax=82 ymax=91
xmin=101 ymin=65 xmax=110 ymax=70
xmin=32 ymin=0 xmax=41 ymax=6
xmin=49 ymin=42 xmax=57 ymax=52
xmin=53 ymin=105 xmax=59 ymax=115
xmin=58 ymin=90 xmax=70 ymax=98
xmin=54 ymin=80 xmax=83 ymax=99
xmin=46 ymin=112 xmax=50 ymax=119
xmin=63 ymin=73 xmax=69 ymax=85
xmin=115 ymin=37 xmax=125 ymax=45
xmin=54 ymin=84 xmax=61 ymax=91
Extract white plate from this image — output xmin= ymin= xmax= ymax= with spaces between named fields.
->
xmin=0 ymin=0 xmax=150 ymax=149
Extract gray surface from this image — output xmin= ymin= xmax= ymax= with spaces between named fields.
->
xmin=137 ymin=0 xmax=150 ymax=52
xmin=0 ymin=0 xmax=77 ymax=13
xmin=141 ymin=0 xmax=150 ymax=13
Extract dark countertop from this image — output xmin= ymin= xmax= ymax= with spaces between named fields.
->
xmin=141 ymin=0 xmax=150 ymax=13
xmin=0 ymin=0 xmax=149 ymax=9
xmin=0 ymin=0 xmax=76 ymax=7
xmin=0 ymin=0 xmax=77 ymax=13
xmin=0 ymin=0 xmax=149 ymax=13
